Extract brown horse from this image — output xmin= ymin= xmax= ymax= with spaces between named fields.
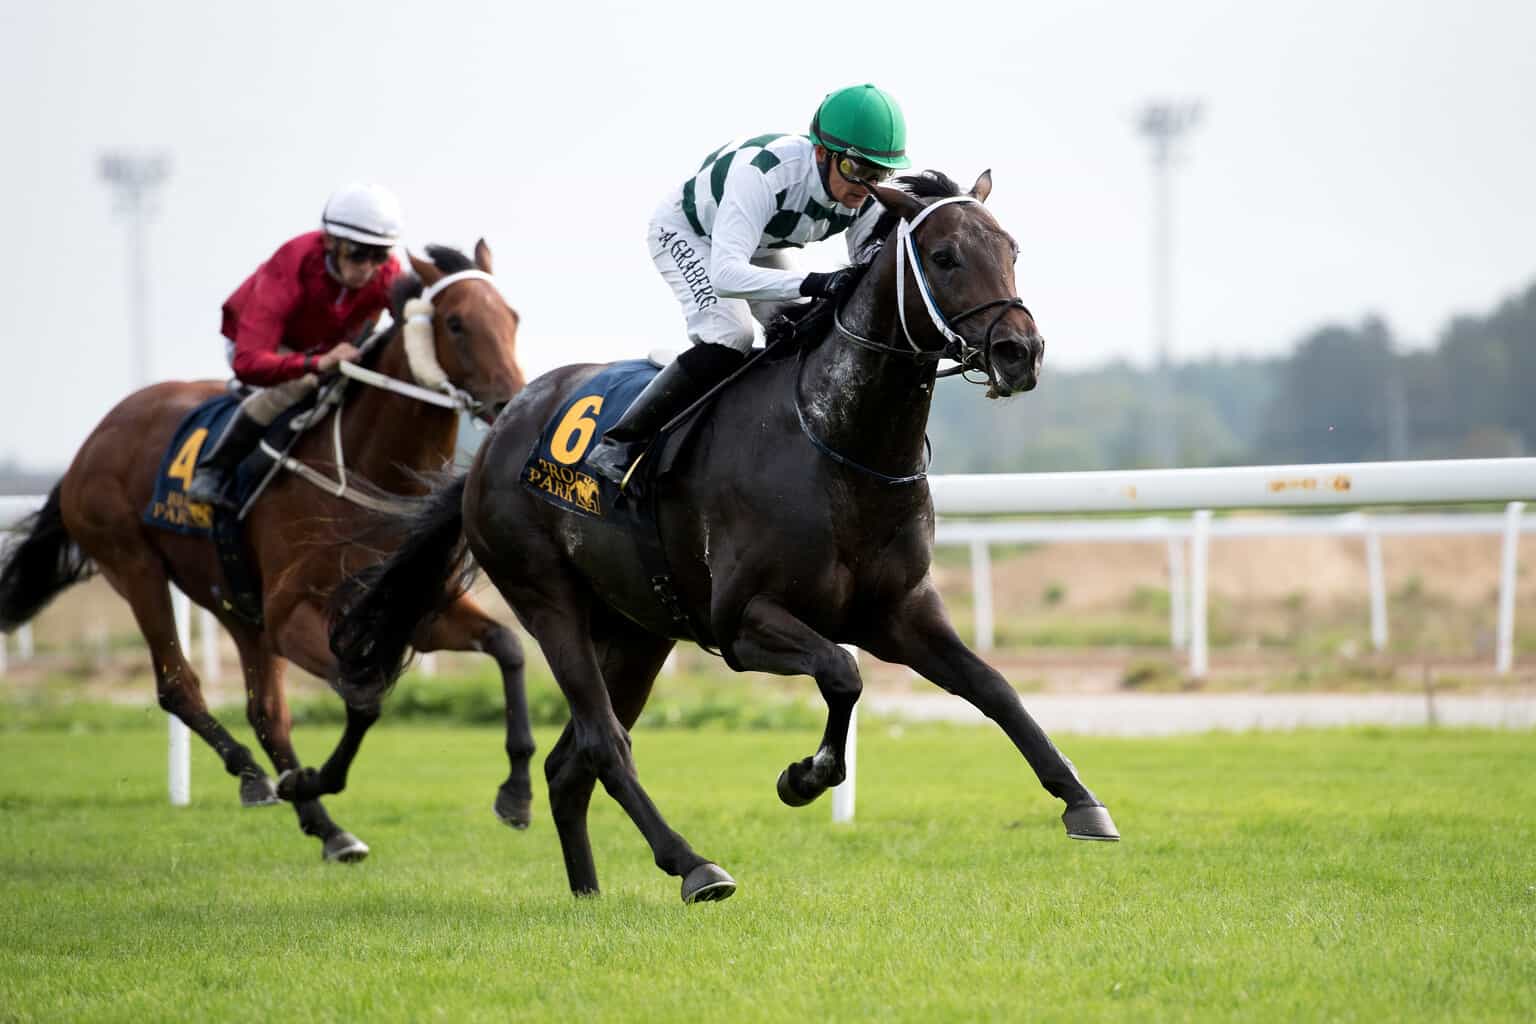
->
xmin=0 ymin=242 xmax=528 ymax=861
xmin=331 ymin=173 xmax=1119 ymax=902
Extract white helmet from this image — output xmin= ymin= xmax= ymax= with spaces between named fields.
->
xmin=321 ymin=182 xmax=403 ymax=246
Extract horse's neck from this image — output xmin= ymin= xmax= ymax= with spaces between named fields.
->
xmin=299 ymin=342 xmax=459 ymax=495
xmin=798 ymin=260 xmax=936 ymax=479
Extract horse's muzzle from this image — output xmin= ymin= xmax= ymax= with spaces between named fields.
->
xmin=990 ymin=334 xmax=1044 ymax=395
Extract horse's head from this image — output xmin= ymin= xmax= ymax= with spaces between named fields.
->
xmin=398 ymin=240 xmax=526 ymax=420
xmin=868 ymin=171 xmax=1043 ymax=396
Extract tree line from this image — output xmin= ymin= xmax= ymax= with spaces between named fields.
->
xmin=927 ymin=277 xmax=1536 ymax=472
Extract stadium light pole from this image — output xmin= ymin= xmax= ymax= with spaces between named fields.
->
xmin=1137 ymin=102 xmax=1201 ymax=468
xmin=99 ymin=152 xmax=190 ymax=806
xmin=98 ymin=152 xmax=171 ymax=386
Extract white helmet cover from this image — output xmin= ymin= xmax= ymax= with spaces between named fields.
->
xmin=321 ymin=182 xmax=403 ymax=245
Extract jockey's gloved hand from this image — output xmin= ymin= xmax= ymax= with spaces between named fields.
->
xmin=799 ymin=268 xmax=857 ymax=300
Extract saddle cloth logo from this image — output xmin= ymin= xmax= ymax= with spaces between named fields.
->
xmin=143 ymin=396 xmax=243 ymax=536
xmin=144 ymin=394 xmax=278 ymax=537
xmin=522 ymin=360 xmax=659 ymax=519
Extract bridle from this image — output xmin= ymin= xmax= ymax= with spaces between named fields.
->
xmin=834 ymin=194 xmax=1033 ymax=394
xmin=245 ymin=268 xmax=514 ymax=515
xmin=797 ymin=192 xmax=1032 ymax=485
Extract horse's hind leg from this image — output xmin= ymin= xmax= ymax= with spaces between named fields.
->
xmin=419 ymin=596 xmax=534 ymax=830
xmin=865 ymin=585 xmax=1119 ymax=841
xmin=229 ymin=620 xmax=369 ymax=862
xmin=96 ymin=560 xmax=268 ymax=794
xmin=499 ymin=571 xmax=727 ymax=903
xmin=541 ymin=602 xmax=692 ymax=896
xmin=727 ymin=596 xmax=862 ymax=807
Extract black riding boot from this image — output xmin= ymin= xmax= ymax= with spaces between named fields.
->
xmin=584 ymin=343 xmax=747 ymax=488
xmin=186 ymin=411 xmax=267 ymax=511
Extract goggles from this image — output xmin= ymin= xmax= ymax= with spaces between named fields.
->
xmin=337 ymin=240 xmax=392 ymax=266
xmin=835 ymin=153 xmax=895 ymax=187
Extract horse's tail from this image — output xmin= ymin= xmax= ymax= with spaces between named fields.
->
xmin=328 ymin=474 xmax=475 ymax=708
xmin=1 ymin=484 xmax=95 ymax=632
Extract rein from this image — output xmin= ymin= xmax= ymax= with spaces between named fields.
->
xmin=863 ymin=194 xmax=1033 ymax=388
xmin=244 ymin=268 xmax=505 ymax=515
xmin=792 ymin=347 xmax=931 ymax=485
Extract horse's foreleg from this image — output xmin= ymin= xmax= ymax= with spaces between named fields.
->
xmin=270 ymin=602 xmax=380 ymax=808
xmin=232 ymin=618 xmax=368 ymax=861
xmin=729 ymin=596 xmax=862 ymax=807
xmin=863 ymin=584 xmax=1120 ymax=841
xmin=424 ymin=598 xmax=534 ymax=830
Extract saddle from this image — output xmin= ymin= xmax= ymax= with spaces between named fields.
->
xmin=142 ymin=387 xmax=330 ymax=626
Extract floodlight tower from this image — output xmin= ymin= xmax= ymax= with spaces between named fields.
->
xmin=1138 ymin=102 xmax=1201 ymax=467
xmin=99 ymin=152 xmax=171 ymax=387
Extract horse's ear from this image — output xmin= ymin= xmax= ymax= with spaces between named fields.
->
xmin=871 ymin=183 xmax=924 ymax=221
xmin=474 ymin=238 xmax=494 ymax=274
xmin=969 ymin=169 xmax=993 ymax=203
xmin=408 ymin=252 xmax=444 ymax=286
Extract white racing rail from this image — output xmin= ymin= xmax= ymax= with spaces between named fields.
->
xmin=5 ymin=456 xmax=1535 ymax=817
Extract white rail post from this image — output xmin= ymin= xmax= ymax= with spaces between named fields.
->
xmin=1165 ymin=520 xmax=1187 ymax=649
xmin=418 ymin=652 xmax=438 ymax=677
xmin=1189 ymin=510 xmax=1211 ymax=679
xmin=17 ymin=624 xmax=33 ymax=661
xmin=1496 ymin=501 xmax=1524 ymax=675
xmin=0 ymin=627 xmax=7 ymax=676
xmin=169 ymin=588 xmax=192 ymax=807
xmin=969 ymin=538 xmax=995 ymax=652
xmin=831 ymin=644 xmax=859 ymax=824
xmin=198 ymin=608 xmax=220 ymax=683
xmin=663 ymin=648 xmax=679 ymax=676
xmin=1364 ymin=520 xmax=1388 ymax=652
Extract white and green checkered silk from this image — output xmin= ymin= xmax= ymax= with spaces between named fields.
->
xmin=677 ymin=134 xmax=875 ymax=254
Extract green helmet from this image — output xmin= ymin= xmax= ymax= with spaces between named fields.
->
xmin=809 ymin=84 xmax=912 ymax=170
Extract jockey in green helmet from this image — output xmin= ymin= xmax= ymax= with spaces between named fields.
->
xmin=584 ymin=84 xmax=911 ymax=487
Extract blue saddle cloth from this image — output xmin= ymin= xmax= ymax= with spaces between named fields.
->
xmin=142 ymin=395 xmax=270 ymax=537
xmin=521 ymin=360 xmax=660 ymax=519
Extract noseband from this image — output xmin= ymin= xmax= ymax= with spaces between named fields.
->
xmin=836 ymin=194 xmax=1032 ymax=393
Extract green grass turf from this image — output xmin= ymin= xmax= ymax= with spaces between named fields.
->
xmin=1 ymin=722 xmax=1533 ymax=1021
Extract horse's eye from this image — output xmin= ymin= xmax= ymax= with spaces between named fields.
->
xmin=932 ymin=250 xmax=959 ymax=270
xmin=446 ymin=314 xmax=465 ymax=334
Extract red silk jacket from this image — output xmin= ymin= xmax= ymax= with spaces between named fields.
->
xmin=221 ymin=230 xmax=400 ymax=385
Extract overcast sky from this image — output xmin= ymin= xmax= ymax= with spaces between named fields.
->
xmin=3 ymin=0 xmax=1533 ymax=470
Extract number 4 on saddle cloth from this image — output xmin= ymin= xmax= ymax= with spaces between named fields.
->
xmin=142 ymin=394 xmax=300 ymax=625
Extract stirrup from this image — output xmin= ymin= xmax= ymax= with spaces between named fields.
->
xmin=585 ymin=437 xmax=637 ymax=483
xmin=186 ymin=473 xmax=236 ymax=511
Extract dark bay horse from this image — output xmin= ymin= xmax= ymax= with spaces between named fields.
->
xmin=0 ymin=242 xmax=530 ymax=861
xmin=331 ymin=173 xmax=1119 ymax=901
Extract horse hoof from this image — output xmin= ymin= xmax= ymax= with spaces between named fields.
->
xmin=239 ymin=773 xmax=280 ymax=808
xmin=1063 ymin=804 xmax=1121 ymax=842
xmin=323 ymin=831 xmax=370 ymax=863
xmin=681 ymin=863 xmax=736 ymax=904
xmin=493 ymin=787 xmax=531 ymax=830
xmin=776 ymin=767 xmax=820 ymax=808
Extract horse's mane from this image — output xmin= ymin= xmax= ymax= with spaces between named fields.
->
xmin=364 ymin=244 xmax=480 ymax=370
xmin=855 ymin=169 xmax=965 ymax=266
xmin=387 ymin=244 xmax=478 ymax=316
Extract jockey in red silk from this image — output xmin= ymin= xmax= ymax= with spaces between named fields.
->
xmin=187 ymin=183 xmax=404 ymax=509
xmin=584 ymin=84 xmax=912 ymax=487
